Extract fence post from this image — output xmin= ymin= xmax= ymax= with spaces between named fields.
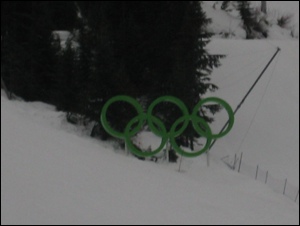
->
xmin=255 ymin=165 xmax=259 ymax=180
xmin=283 ymin=178 xmax=287 ymax=195
xmin=165 ymin=139 xmax=169 ymax=163
xmin=238 ymin=152 xmax=243 ymax=173
xmin=178 ymin=155 xmax=183 ymax=172
xmin=265 ymin=171 xmax=268 ymax=184
xmin=125 ymin=143 xmax=129 ymax=155
xmin=233 ymin=153 xmax=237 ymax=170
xmin=206 ymin=150 xmax=210 ymax=167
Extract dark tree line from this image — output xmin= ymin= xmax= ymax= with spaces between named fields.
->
xmin=1 ymin=1 xmax=224 ymax=148
xmin=1 ymin=1 xmax=77 ymax=102
xmin=221 ymin=1 xmax=269 ymax=39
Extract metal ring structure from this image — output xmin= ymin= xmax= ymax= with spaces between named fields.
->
xmin=100 ymin=95 xmax=234 ymax=158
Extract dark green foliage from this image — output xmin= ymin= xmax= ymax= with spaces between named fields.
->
xmin=1 ymin=1 xmax=77 ymax=103
xmin=169 ymin=149 xmax=179 ymax=163
xmin=1 ymin=1 xmax=223 ymax=150
xmin=237 ymin=1 xmax=255 ymax=38
xmin=75 ymin=2 xmax=224 ymax=148
xmin=48 ymin=1 xmax=78 ymax=30
xmin=54 ymin=38 xmax=79 ymax=113
xmin=277 ymin=14 xmax=294 ymax=28
xmin=1 ymin=2 xmax=54 ymax=102
xmin=237 ymin=1 xmax=268 ymax=39
xmin=221 ymin=1 xmax=230 ymax=10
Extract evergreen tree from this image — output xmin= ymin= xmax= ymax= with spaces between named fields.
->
xmin=2 ymin=2 xmax=223 ymax=149
xmin=137 ymin=2 xmax=223 ymax=149
xmin=1 ymin=1 xmax=60 ymax=102
xmin=54 ymin=37 xmax=78 ymax=114
xmin=171 ymin=2 xmax=224 ymax=149
xmin=237 ymin=1 xmax=268 ymax=39
xmin=75 ymin=1 xmax=223 ymax=149
xmin=1 ymin=1 xmax=78 ymax=104
xmin=48 ymin=1 xmax=78 ymax=30
xmin=76 ymin=2 xmax=114 ymax=117
xmin=221 ymin=1 xmax=231 ymax=11
xmin=237 ymin=1 xmax=254 ymax=39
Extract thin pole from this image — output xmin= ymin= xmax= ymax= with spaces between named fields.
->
xmin=233 ymin=153 xmax=237 ymax=170
xmin=261 ymin=1 xmax=267 ymax=14
xmin=125 ymin=143 xmax=129 ymax=155
xmin=166 ymin=139 xmax=169 ymax=163
xmin=178 ymin=155 xmax=183 ymax=172
xmin=283 ymin=178 xmax=287 ymax=195
xmin=238 ymin=152 xmax=243 ymax=173
xmin=255 ymin=165 xmax=259 ymax=180
xmin=265 ymin=171 xmax=268 ymax=184
xmin=208 ymin=47 xmax=281 ymax=152
xmin=206 ymin=151 xmax=210 ymax=167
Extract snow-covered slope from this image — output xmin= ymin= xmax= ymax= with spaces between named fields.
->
xmin=202 ymin=1 xmax=299 ymax=39
xmin=1 ymin=39 xmax=299 ymax=224
xmin=206 ymin=39 xmax=299 ymax=186
xmin=1 ymin=2 xmax=299 ymax=224
xmin=1 ymin=88 xmax=299 ymax=225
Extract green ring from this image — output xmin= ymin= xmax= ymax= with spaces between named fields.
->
xmin=125 ymin=115 xmax=168 ymax=157
xmin=101 ymin=95 xmax=234 ymax=158
xmin=147 ymin=96 xmax=190 ymax=137
xmin=169 ymin=116 xmax=212 ymax=157
xmin=192 ymin=97 xmax=234 ymax=139
xmin=100 ymin=95 xmax=144 ymax=139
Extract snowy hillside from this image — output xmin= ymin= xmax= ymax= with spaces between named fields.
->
xmin=202 ymin=1 xmax=299 ymax=39
xmin=1 ymin=2 xmax=299 ymax=225
xmin=1 ymin=38 xmax=299 ymax=225
xmin=206 ymin=39 xmax=299 ymax=186
xmin=1 ymin=90 xmax=299 ymax=225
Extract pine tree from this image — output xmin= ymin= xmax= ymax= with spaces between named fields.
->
xmin=237 ymin=1 xmax=254 ymax=39
xmin=1 ymin=2 xmax=60 ymax=102
xmin=75 ymin=2 xmax=223 ymax=148
xmin=237 ymin=1 xmax=268 ymax=39
xmin=169 ymin=2 xmax=224 ymax=149
xmin=221 ymin=1 xmax=231 ymax=11
xmin=137 ymin=1 xmax=224 ymax=150
xmin=48 ymin=1 xmax=78 ymax=30
xmin=54 ymin=38 xmax=78 ymax=113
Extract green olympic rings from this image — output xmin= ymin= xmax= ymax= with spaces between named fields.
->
xmin=101 ymin=95 xmax=144 ymax=139
xmin=169 ymin=116 xmax=213 ymax=157
xmin=192 ymin=97 xmax=234 ymax=139
xmin=147 ymin=96 xmax=189 ymax=137
xmin=100 ymin=95 xmax=234 ymax=158
xmin=125 ymin=114 xmax=168 ymax=157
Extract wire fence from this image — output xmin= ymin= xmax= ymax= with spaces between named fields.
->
xmin=221 ymin=153 xmax=299 ymax=204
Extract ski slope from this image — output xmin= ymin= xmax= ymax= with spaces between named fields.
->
xmin=206 ymin=39 xmax=299 ymax=187
xmin=1 ymin=39 xmax=299 ymax=224
xmin=203 ymin=1 xmax=299 ymax=39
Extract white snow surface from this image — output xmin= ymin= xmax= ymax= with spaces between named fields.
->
xmin=203 ymin=1 xmax=299 ymax=39
xmin=1 ymin=2 xmax=299 ymax=224
xmin=1 ymin=38 xmax=299 ymax=225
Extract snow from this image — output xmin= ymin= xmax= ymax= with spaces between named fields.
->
xmin=1 ymin=91 xmax=299 ymax=225
xmin=251 ymin=1 xmax=299 ymax=33
xmin=1 ymin=39 xmax=299 ymax=225
xmin=53 ymin=30 xmax=79 ymax=49
xmin=1 ymin=2 xmax=299 ymax=224
xmin=203 ymin=1 xmax=299 ymax=39
xmin=206 ymin=39 xmax=299 ymax=187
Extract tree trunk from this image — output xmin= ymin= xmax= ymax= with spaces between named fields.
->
xmin=189 ymin=136 xmax=194 ymax=151
xmin=1 ymin=77 xmax=11 ymax=100
xmin=261 ymin=1 xmax=267 ymax=14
